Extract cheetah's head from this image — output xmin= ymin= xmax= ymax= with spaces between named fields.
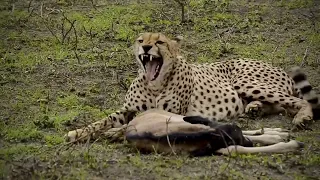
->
xmin=134 ymin=33 xmax=183 ymax=83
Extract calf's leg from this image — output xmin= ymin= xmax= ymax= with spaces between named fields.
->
xmin=216 ymin=140 xmax=304 ymax=155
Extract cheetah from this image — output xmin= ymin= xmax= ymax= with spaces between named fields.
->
xmin=65 ymin=32 xmax=318 ymax=142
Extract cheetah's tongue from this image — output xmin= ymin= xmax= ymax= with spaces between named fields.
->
xmin=145 ymin=60 xmax=159 ymax=81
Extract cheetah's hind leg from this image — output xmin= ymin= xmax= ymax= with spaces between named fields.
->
xmin=235 ymin=82 xmax=313 ymax=129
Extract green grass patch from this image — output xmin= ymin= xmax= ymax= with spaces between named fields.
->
xmin=3 ymin=124 xmax=43 ymax=142
xmin=44 ymin=134 xmax=65 ymax=146
xmin=277 ymin=0 xmax=314 ymax=9
xmin=0 ymin=144 xmax=40 ymax=160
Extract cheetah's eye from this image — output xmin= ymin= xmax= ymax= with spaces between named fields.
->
xmin=156 ymin=41 xmax=164 ymax=44
xmin=138 ymin=40 xmax=143 ymax=43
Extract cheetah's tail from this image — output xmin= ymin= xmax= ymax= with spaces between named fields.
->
xmin=288 ymin=66 xmax=320 ymax=120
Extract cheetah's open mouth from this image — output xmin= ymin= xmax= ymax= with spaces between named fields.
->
xmin=140 ymin=54 xmax=163 ymax=81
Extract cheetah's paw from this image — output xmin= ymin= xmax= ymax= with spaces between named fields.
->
xmin=64 ymin=129 xmax=86 ymax=142
xmin=245 ymin=101 xmax=263 ymax=118
xmin=292 ymin=112 xmax=314 ymax=130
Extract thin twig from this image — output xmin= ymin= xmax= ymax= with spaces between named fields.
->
xmin=158 ymin=6 xmax=170 ymax=20
xmin=87 ymin=137 xmax=101 ymax=154
xmin=217 ymin=129 xmax=234 ymax=174
xmin=83 ymin=26 xmax=95 ymax=51
xmin=84 ymin=133 xmax=92 ymax=151
xmin=61 ymin=12 xmax=76 ymax=44
xmin=74 ymin=50 xmax=80 ymax=63
xmin=271 ymin=45 xmax=279 ymax=65
xmin=73 ymin=25 xmax=78 ymax=47
xmin=300 ymin=48 xmax=309 ymax=67
xmin=303 ymin=144 xmax=313 ymax=161
xmin=40 ymin=1 xmax=43 ymax=17
xmin=41 ymin=17 xmax=61 ymax=43
xmin=117 ymin=74 xmax=129 ymax=91
xmin=90 ymin=0 xmax=97 ymax=10
xmin=55 ymin=141 xmax=76 ymax=156
xmin=27 ymin=0 xmax=33 ymax=13
xmin=173 ymin=0 xmax=186 ymax=23
xmin=26 ymin=8 xmax=35 ymax=19
xmin=11 ymin=3 xmax=15 ymax=13
xmin=165 ymin=116 xmax=177 ymax=155
xmin=69 ymin=17 xmax=80 ymax=63
xmin=45 ymin=7 xmax=61 ymax=15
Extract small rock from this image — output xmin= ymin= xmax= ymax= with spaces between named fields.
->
xmin=69 ymin=87 xmax=76 ymax=92
xmin=37 ymin=98 xmax=48 ymax=104
xmin=77 ymin=91 xmax=86 ymax=97
xmin=107 ymin=159 xmax=117 ymax=165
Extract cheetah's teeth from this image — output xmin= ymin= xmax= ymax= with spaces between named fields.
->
xmin=150 ymin=55 xmax=153 ymax=61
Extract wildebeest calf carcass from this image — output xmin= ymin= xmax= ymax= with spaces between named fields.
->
xmin=99 ymin=109 xmax=304 ymax=156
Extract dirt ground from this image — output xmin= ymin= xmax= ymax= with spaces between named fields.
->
xmin=0 ymin=0 xmax=320 ymax=179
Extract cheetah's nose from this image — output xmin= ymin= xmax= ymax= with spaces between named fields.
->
xmin=142 ymin=45 xmax=152 ymax=52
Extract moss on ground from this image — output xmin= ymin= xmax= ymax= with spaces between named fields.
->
xmin=0 ymin=0 xmax=319 ymax=179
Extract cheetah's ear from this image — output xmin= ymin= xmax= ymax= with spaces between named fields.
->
xmin=171 ymin=35 xmax=184 ymax=47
